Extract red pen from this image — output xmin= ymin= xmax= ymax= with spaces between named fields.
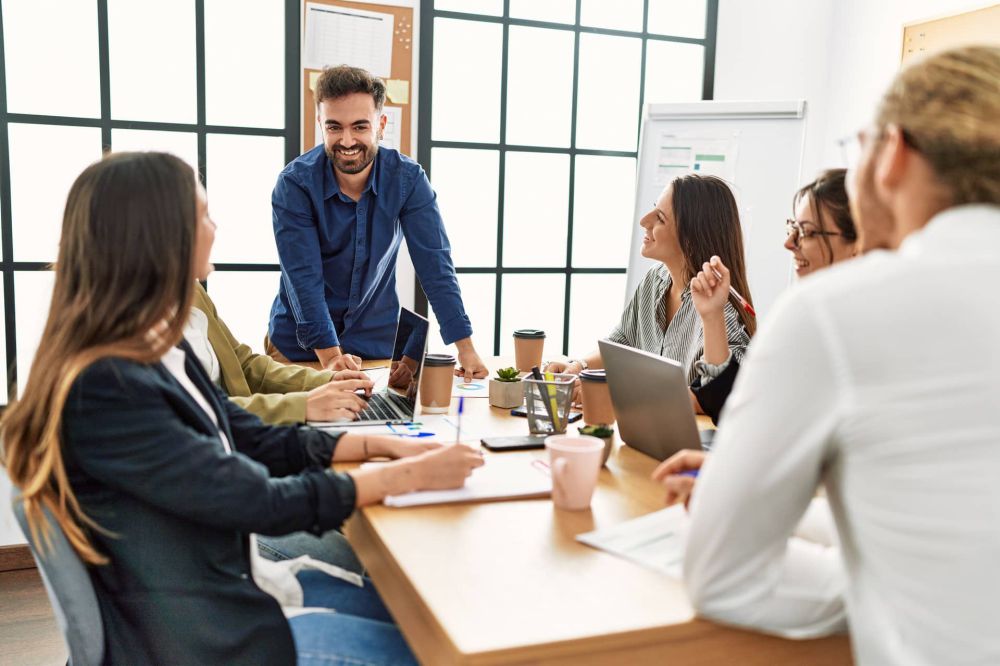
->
xmin=711 ymin=268 xmax=756 ymax=318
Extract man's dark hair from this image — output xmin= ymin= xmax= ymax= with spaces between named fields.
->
xmin=314 ymin=65 xmax=386 ymax=110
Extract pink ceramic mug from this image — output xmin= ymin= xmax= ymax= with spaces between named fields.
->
xmin=544 ymin=435 xmax=604 ymax=511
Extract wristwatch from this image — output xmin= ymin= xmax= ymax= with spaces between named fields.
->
xmin=568 ymin=359 xmax=589 ymax=371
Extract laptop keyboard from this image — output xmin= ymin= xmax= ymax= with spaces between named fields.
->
xmin=356 ymin=392 xmax=410 ymax=421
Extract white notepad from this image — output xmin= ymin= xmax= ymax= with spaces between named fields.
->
xmin=367 ymin=454 xmax=551 ymax=507
xmin=576 ymin=505 xmax=690 ymax=579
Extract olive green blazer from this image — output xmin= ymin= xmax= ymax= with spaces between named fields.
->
xmin=192 ymin=284 xmax=334 ymax=425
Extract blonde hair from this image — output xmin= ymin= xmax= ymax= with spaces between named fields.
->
xmin=876 ymin=45 xmax=1000 ymax=205
xmin=1 ymin=153 xmax=197 ymax=565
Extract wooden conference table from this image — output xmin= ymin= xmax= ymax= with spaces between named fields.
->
xmin=336 ymin=358 xmax=852 ymax=665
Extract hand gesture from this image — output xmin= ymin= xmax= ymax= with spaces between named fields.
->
xmin=651 ymin=448 xmax=708 ymax=508
xmin=690 ymin=256 xmax=730 ymax=322
xmin=414 ymin=444 xmax=485 ymax=490
xmin=305 ymin=379 xmax=372 ymax=421
xmin=332 ymin=369 xmax=372 ymax=396
xmin=455 ymin=349 xmax=489 ymax=382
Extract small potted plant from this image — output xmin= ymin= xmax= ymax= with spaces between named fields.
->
xmin=579 ymin=424 xmax=615 ymax=466
xmin=489 ymin=367 xmax=524 ymax=409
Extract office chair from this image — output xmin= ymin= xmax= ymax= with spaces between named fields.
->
xmin=12 ymin=493 xmax=105 ymax=666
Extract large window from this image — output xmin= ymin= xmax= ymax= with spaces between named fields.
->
xmin=0 ymin=0 xmax=299 ymax=403
xmin=418 ymin=0 xmax=718 ymax=357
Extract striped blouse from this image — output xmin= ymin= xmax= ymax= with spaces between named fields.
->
xmin=608 ymin=265 xmax=751 ymax=385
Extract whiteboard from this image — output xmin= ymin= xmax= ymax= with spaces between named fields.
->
xmin=626 ymin=100 xmax=807 ymax=320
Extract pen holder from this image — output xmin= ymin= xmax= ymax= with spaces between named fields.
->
xmin=523 ymin=374 xmax=576 ymax=435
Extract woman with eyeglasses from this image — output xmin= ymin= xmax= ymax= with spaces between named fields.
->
xmin=547 ymin=174 xmax=755 ymax=424
xmin=785 ymin=169 xmax=858 ymax=277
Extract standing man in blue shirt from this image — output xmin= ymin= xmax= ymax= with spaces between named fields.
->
xmin=266 ymin=65 xmax=488 ymax=380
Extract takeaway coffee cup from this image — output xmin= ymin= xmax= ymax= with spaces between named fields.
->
xmin=579 ymin=369 xmax=615 ymax=426
xmin=513 ymin=329 xmax=545 ymax=372
xmin=419 ymin=353 xmax=455 ymax=414
xmin=545 ymin=435 xmax=604 ymax=511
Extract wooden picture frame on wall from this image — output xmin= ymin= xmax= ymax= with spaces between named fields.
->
xmin=301 ymin=0 xmax=414 ymax=156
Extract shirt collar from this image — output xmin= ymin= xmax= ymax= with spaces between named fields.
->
xmin=322 ymin=147 xmax=381 ymax=201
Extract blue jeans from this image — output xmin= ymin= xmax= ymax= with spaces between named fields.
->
xmin=258 ymin=530 xmax=364 ymax=574
xmin=289 ymin=570 xmax=417 ymax=666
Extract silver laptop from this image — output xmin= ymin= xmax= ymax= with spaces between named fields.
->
xmin=339 ymin=307 xmax=429 ymax=425
xmin=598 ymin=339 xmax=701 ymax=461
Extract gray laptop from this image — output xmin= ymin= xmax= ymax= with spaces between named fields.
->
xmin=598 ymin=339 xmax=702 ymax=461
xmin=338 ymin=307 xmax=429 ymax=425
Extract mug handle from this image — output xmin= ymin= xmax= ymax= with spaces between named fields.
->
xmin=552 ymin=457 xmax=569 ymax=496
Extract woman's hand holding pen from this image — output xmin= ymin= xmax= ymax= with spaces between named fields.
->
xmin=651 ymin=449 xmax=709 ymax=508
xmin=690 ymin=256 xmax=730 ymax=321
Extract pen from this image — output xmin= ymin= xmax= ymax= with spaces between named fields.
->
xmin=530 ymin=366 xmax=559 ymax=431
xmin=362 ymin=365 xmax=389 ymax=372
xmin=711 ymin=268 xmax=756 ymax=318
xmin=455 ymin=396 xmax=464 ymax=445
xmin=543 ymin=371 xmax=562 ymax=431
xmin=679 ymin=469 xmax=700 ymax=479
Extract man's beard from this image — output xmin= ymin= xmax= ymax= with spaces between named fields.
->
xmin=326 ymin=140 xmax=379 ymax=175
xmin=849 ymin=155 xmax=897 ymax=253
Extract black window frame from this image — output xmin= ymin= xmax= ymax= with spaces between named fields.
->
xmin=416 ymin=0 xmax=719 ymax=356
xmin=0 ymin=0 xmax=301 ymax=403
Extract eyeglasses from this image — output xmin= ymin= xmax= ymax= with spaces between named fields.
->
xmin=785 ymin=220 xmax=843 ymax=248
xmin=837 ymin=125 xmax=921 ymax=169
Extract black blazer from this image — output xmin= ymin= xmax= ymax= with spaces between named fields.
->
xmin=62 ymin=342 xmax=355 ymax=665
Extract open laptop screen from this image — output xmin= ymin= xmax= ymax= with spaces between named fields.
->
xmin=386 ymin=307 xmax=429 ymax=409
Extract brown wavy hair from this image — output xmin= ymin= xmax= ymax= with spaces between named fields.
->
xmin=671 ymin=174 xmax=756 ymax=335
xmin=793 ymin=168 xmax=857 ymax=263
xmin=1 ymin=152 xmax=198 ymax=564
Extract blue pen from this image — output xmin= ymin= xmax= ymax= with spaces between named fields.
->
xmin=456 ymin=397 xmax=464 ymax=445
xmin=679 ymin=469 xmax=700 ymax=479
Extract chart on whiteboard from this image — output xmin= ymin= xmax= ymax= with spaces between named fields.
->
xmin=655 ymin=133 xmax=739 ymax=188
xmin=304 ymin=3 xmax=394 ymax=77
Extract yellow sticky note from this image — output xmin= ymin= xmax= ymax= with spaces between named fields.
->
xmin=308 ymin=71 xmax=320 ymax=92
xmin=385 ymin=79 xmax=410 ymax=105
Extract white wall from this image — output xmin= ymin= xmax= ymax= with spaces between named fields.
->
xmin=713 ymin=0 xmax=986 ymax=305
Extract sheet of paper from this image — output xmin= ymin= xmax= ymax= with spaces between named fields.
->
xmin=655 ymin=133 xmax=739 ymax=188
xmin=366 ymin=454 xmax=551 ymax=507
xmin=308 ymin=70 xmax=321 ymax=92
xmin=452 ymin=375 xmax=490 ymax=398
xmin=381 ymin=105 xmax=402 ymax=151
xmin=304 ymin=2 xmax=394 ymax=77
xmin=576 ymin=505 xmax=690 ymax=579
xmin=385 ymin=78 xmax=410 ymax=104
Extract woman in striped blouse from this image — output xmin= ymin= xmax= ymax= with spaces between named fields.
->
xmin=548 ymin=174 xmax=755 ymax=423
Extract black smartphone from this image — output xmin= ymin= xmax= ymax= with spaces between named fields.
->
xmin=481 ymin=434 xmax=550 ymax=451
xmin=510 ymin=405 xmax=582 ymax=423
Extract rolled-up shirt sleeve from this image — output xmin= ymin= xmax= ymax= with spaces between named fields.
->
xmin=683 ymin=292 xmax=848 ymax=638
xmin=272 ymin=174 xmax=339 ymax=351
xmin=400 ymin=167 xmax=473 ymax=345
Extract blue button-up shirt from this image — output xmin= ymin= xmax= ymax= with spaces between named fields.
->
xmin=267 ymin=145 xmax=473 ymax=360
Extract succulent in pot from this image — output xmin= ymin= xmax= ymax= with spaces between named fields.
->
xmin=489 ymin=367 xmax=524 ymax=409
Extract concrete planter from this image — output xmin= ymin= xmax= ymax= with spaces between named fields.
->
xmin=489 ymin=379 xmax=523 ymax=409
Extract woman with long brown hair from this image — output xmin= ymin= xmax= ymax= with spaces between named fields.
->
xmin=548 ymin=174 xmax=755 ymax=423
xmin=2 ymin=151 xmax=482 ymax=664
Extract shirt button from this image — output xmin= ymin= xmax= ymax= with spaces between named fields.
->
xmin=240 ymin=573 xmax=249 ymax=580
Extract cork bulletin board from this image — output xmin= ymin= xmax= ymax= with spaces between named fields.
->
xmin=901 ymin=3 xmax=1000 ymax=65
xmin=301 ymin=0 xmax=414 ymax=155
